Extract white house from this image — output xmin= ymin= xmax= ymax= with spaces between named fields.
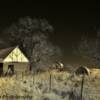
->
xmin=0 ymin=46 xmax=29 ymax=75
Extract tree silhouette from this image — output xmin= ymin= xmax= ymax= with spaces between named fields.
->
xmin=3 ymin=17 xmax=62 ymax=71
xmin=75 ymin=30 xmax=100 ymax=67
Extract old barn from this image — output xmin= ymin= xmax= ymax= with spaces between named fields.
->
xmin=0 ymin=46 xmax=29 ymax=75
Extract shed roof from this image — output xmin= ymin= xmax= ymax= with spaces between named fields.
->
xmin=0 ymin=46 xmax=15 ymax=59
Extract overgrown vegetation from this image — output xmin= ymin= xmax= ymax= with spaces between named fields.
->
xmin=0 ymin=71 xmax=100 ymax=100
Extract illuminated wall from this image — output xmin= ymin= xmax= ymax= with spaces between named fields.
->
xmin=3 ymin=47 xmax=29 ymax=63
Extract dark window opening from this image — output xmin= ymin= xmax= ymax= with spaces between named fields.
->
xmin=8 ymin=64 xmax=14 ymax=75
xmin=0 ymin=63 xmax=3 ymax=76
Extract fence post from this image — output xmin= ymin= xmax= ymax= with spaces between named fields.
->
xmin=80 ymin=74 xmax=85 ymax=100
xmin=22 ymin=72 xmax=23 ymax=80
xmin=49 ymin=71 xmax=52 ymax=91
xmin=33 ymin=72 xmax=35 ymax=85
xmin=16 ymin=72 xmax=17 ymax=80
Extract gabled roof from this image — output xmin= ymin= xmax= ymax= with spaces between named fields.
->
xmin=0 ymin=46 xmax=29 ymax=63
xmin=0 ymin=46 xmax=15 ymax=59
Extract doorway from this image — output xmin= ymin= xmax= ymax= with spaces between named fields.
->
xmin=0 ymin=63 xmax=3 ymax=76
xmin=8 ymin=64 xmax=14 ymax=75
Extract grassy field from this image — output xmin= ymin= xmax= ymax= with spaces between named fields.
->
xmin=0 ymin=70 xmax=100 ymax=100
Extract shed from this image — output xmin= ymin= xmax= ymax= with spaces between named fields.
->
xmin=0 ymin=46 xmax=29 ymax=75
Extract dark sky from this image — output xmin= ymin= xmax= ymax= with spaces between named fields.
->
xmin=0 ymin=1 xmax=97 ymax=29
xmin=0 ymin=1 xmax=98 ymax=63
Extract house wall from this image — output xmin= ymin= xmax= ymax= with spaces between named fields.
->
xmin=3 ymin=47 xmax=29 ymax=63
xmin=3 ymin=62 xmax=30 ymax=74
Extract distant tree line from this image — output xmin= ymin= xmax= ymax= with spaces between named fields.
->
xmin=74 ymin=29 xmax=100 ymax=68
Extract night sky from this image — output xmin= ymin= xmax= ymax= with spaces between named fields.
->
xmin=0 ymin=1 xmax=98 ymax=64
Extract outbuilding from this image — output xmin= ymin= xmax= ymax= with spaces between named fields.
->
xmin=0 ymin=46 xmax=29 ymax=75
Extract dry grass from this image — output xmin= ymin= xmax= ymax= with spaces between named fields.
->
xmin=0 ymin=70 xmax=100 ymax=100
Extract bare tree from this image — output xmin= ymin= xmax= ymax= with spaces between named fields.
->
xmin=75 ymin=31 xmax=100 ymax=67
xmin=3 ymin=16 xmax=62 ymax=71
